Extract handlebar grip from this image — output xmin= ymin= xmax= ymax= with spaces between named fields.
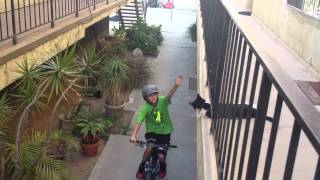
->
xmin=170 ymin=145 xmax=178 ymax=148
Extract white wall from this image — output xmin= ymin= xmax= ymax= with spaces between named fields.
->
xmin=251 ymin=0 xmax=320 ymax=72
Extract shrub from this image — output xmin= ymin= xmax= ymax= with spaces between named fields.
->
xmin=115 ymin=19 xmax=163 ymax=54
xmin=188 ymin=23 xmax=197 ymax=42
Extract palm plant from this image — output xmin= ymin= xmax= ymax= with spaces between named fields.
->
xmin=5 ymin=131 xmax=70 ymax=180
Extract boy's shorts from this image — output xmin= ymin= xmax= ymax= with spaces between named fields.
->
xmin=145 ymin=132 xmax=171 ymax=156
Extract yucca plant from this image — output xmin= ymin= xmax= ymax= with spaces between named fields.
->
xmin=11 ymin=44 xmax=80 ymax=180
xmin=100 ymin=57 xmax=129 ymax=106
xmin=0 ymin=95 xmax=11 ymax=180
xmin=78 ymin=45 xmax=103 ymax=98
xmin=5 ymin=131 xmax=71 ymax=180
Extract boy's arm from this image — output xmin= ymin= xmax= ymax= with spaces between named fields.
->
xmin=166 ymin=75 xmax=183 ymax=100
xmin=130 ymin=123 xmax=141 ymax=143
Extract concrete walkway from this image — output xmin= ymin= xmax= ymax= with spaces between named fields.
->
xmin=89 ymin=1 xmax=197 ymax=179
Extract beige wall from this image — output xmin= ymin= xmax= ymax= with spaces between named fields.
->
xmin=251 ymin=0 xmax=320 ymax=72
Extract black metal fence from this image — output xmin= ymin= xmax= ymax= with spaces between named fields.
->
xmin=0 ymin=0 xmax=115 ymax=44
xmin=200 ymin=0 xmax=320 ymax=179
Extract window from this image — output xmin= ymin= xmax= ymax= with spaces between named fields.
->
xmin=288 ymin=0 xmax=320 ymax=19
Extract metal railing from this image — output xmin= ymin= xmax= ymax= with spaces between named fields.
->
xmin=200 ymin=0 xmax=320 ymax=179
xmin=0 ymin=0 xmax=115 ymax=44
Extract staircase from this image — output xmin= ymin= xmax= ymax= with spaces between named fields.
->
xmin=118 ymin=0 xmax=146 ymax=28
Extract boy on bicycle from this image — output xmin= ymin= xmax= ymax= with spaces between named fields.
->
xmin=130 ymin=75 xmax=183 ymax=179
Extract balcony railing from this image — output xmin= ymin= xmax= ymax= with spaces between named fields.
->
xmin=0 ymin=0 xmax=115 ymax=44
xmin=200 ymin=0 xmax=320 ymax=179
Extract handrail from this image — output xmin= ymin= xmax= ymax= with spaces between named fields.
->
xmin=0 ymin=0 xmax=114 ymax=44
xmin=200 ymin=0 xmax=320 ymax=179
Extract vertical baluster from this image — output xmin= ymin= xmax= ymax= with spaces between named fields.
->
xmin=37 ymin=0 xmax=41 ymax=25
xmin=10 ymin=0 xmax=17 ymax=44
xmin=42 ymin=0 xmax=45 ymax=24
xmin=262 ymin=94 xmax=283 ymax=180
xmin=46 ymin=0 xmax=50 ymax=23
xmin=50 ymin=0 xmax=54 ymax=27
xmin=237 ymin=55 xmax=259 ymax=180
xmin=76 ymin=0 xmax=79 ymax=17
xmin=245 ymin=72 xmax=272 ymax=180
xmin=23 ymin=0 xmax=26 ymax=30
xmin=283 ymin=121 xmax=301 ymax=180
xmin=5 ymin=0 xmax=9 ymax=38
xmin=220 ymin=28 xmax=240 ymax=178
xmin=224 ymin=33 xmax=244 ymax=180
xmin=33 ymin=0 xmax=37 ymax=26
xmin=17 ymin=0 xmax=21 ymax=33
xmin=0 ymin=6 xmax=3 ymax=40
xmin=314 ymin=157 xmax=320 ymax=180
xmin=28 ymin=0 xmax=32 ymax=28
xmin=229 ymin=40 xmax=249 ymax=180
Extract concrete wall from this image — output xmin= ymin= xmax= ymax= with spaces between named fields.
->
xmin=250 ymin=0 xmax=320 ymax=72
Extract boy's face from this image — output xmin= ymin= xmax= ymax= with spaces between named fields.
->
xmin=146 ymin=92 xmax=158 ymax=105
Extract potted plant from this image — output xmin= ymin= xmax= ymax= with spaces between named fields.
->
xmin=59 ymin=101 xmax=88 ymax=133
xmin=75 ymin=113 xmax=105 ymax=157
xmin=99 ymin=57 xmax=130 ymax=117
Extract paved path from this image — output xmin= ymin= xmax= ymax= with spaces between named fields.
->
xmin=88 ymin=1 xmax=197 ymax=179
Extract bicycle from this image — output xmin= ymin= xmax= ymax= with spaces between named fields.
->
xmin=134 ymin=140 xmax=177 ymax=180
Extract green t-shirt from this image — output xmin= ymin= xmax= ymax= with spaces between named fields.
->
xmin=135 ymin=96 xmax=174 ymax=134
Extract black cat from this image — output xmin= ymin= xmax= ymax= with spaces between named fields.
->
xmin=189 ymin=94 xmax=273 ymax=122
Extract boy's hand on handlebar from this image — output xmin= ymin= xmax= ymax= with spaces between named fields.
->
xmin=130 ymin=136 xmax=137 ymax=143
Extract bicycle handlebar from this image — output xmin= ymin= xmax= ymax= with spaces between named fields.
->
xmin=132 ymin=140 xmax=178 ymax=149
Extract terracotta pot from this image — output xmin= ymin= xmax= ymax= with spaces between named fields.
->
xmin=81 ymin=137 xmax=100 ymax=157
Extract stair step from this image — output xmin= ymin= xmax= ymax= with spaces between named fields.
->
xmin=121 ymin=15 xmax=138 ymax=18
xmin=121 ymin=8 xmax=142 ymax=11
xmin=123 ymin=19 xmax=138 ymax=22
xmin=120 ymin=12 xmax=143 ymax=15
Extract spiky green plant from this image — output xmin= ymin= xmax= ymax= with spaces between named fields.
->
xmin=100 ymin=57 xmax=129 ymax=106
xmin=5 ymin=131 xmax=71 ymax=180
xmin=0 ymin=95 xmax=11 ymax=180
xmin=11 ymin=44 xmax=80 ymax=180
xmin=78 ymin=45 xmax=103 ymax=96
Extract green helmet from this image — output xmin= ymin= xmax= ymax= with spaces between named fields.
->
xmin=142 ymin=84 xmax=159 ymax=98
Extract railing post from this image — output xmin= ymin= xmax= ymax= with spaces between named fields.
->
xmin=50 ymin=0 xmax=55 ymax=27
xmin=94 ymin=0 xmax=96 ymax=10
xmin=10 ymin=0 xmax=17 ymax=44
xmin=245 ymin=72 xmax=272 ymax=180
xmin=76 ymin=0 xmax=79 ymax=17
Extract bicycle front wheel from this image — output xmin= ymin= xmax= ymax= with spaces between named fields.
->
xmin=144 ymin=172 xmax=156 ymax=180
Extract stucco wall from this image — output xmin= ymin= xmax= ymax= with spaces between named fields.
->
xmin=251 ymin=0 xmax=320 ymax=72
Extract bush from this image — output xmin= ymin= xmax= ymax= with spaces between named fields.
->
xmin=188 ymin=23 xmax=197 ymax=42
xmin=116 ymin=19 xmax=163 ymax=54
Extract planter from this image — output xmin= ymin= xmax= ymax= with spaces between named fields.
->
xmin=59 ymin=114 xmax=74 ymax=133
xmin=143 ymin=50 xmax=159 ymax=57
xmin=104 ymin=101 xmax=128 ymax=118
xmin=81 ymin=137 xmax=100 ymax=157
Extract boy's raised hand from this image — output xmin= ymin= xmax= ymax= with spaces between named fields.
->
xmin=175 ymin=75 xmax=183 ymax=86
